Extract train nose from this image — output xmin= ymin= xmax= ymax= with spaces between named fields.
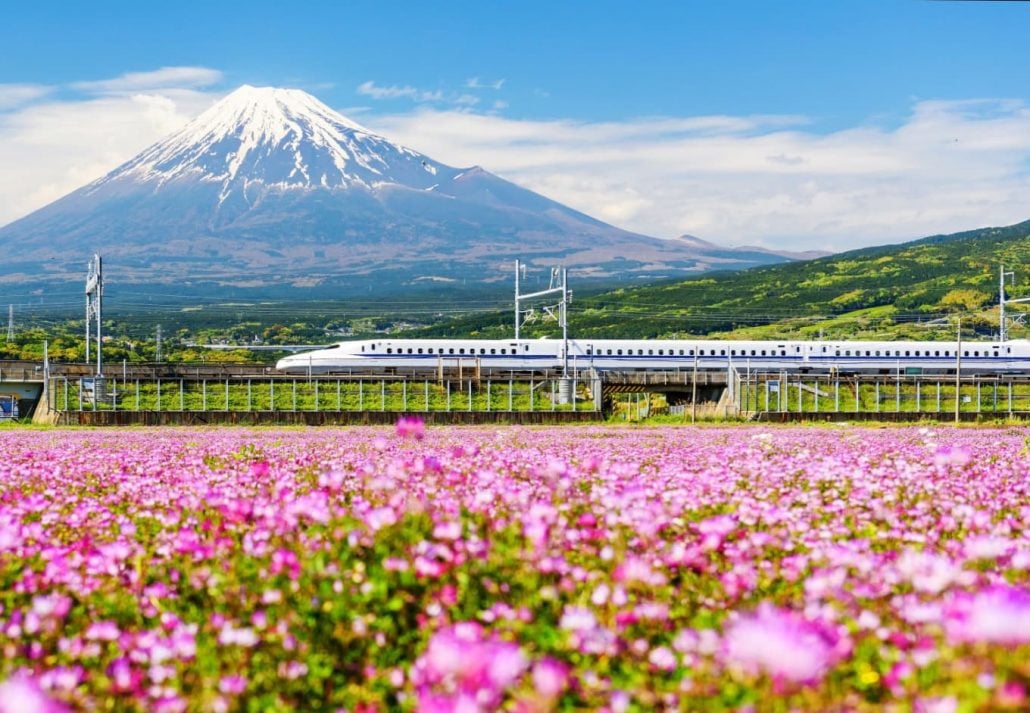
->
xmin=276 ymin=354 xmax=299 ymax=371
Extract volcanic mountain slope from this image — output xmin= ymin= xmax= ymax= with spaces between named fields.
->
xmin=0 ymin=85 xmax=795 ymax=295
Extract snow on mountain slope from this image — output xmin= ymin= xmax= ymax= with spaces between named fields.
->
xmin=103 ymin=85 xmax=448 ymax=198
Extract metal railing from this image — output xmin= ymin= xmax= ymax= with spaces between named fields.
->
xmin=49 ymin=375 xmax=602 ymax=415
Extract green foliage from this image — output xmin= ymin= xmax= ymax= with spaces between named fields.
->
xmin=410 ymin=220 xmax=1030 ymax=341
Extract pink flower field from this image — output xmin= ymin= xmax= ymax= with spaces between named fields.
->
xmin=0 ymin=424 xmax=1027 ymax=711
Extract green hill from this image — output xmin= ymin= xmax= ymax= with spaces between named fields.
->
xmin=412 ymin=219 xmax=1030 ymax=341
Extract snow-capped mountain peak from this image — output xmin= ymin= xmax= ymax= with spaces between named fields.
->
xmin=0 ymin=83 xmax=798 ymax=295
xmin=95 ymin=84 xmax=444 ymax=201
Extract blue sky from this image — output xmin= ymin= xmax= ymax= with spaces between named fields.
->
xmin=2 ymin=1 xmax=1029 ymax=250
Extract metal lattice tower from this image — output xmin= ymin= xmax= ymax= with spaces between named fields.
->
xmin=156 ymin=324 xmax=163 ymax=363
xmin=999 ymin=264 xmax=1030 ymax=342
xmin=514 ymin=259 xmax=571 ymax=376
xmin=85 ymin=254 xmax=103 ymax=376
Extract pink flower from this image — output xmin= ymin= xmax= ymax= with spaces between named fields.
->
xmin=723 ymin=604 xmax=844 ymax=684
xmin=395 ymin=416 xmax=425 ymax=440
xmin=648 ymin=645 xmax=677 ymax=671
xmin=934 ymin=445 xmax=971 ymax=468
xmin=84 ymin=620 xmax=120 ymax=641
xmin=366 ymin=506 xmax=398 ymax=531
xmin=218 ymin=675 xmax=247 ymax=695
xmin=0 ymin=676 xmax=67 ymax=713
xmin=559 ymin=606 xmax=597 ymax=632
xmin=107 ymin=657 xmax=139 ymax=693
xmin=945 ymin=585 xmax=1030 ymax=646
xmin=531 ymin=658 xmax=569 ymax=699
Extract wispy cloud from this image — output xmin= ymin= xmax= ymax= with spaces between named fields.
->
xmin=370 ymin=99 xmax=1030 ymax=251
xmin=0 ymin=84 xmax=53 ymax=111
xmin=356 ymin=81 xmax=443 ymax=102
xmin=71 ymin=66 xmax=223 ymax=94
xmin=465 ymin=77 xmax=505 ymax=90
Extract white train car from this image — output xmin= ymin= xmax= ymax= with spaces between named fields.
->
xmin=276 ymin=338 xmax=1030 ymax=376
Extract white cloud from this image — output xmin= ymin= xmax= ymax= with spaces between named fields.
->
xmin=0 ymin=84 xmax=53 ymax=110
xmin=465 ymin=77 xmax=505 ymax=90
xmin=356 ymin=81 xmax=443 ymax=102
xmin=0 ymin=88 xmax=220 ymax=225
xmin=71 ymin=66 xmax=223 ymax=94
xmin=369 ymin=99 xmax=1030 ymax=251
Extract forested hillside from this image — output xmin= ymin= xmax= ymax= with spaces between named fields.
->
xmin=413 ymin=220 xmax=1030 ymax=341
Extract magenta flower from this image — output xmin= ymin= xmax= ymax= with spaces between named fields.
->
xmin=395 ymin=416 xmax=426 ymax=440
xmin=723 ymin=604 xmax=844 ymax=684
xmin=0 ymin=676 xmax=67 ymax=713
xmin=531 ymin=658 xmax=569 ymax=699
xmin=945 ymin=585 xmax=1030 ymax=646
xmin=933 ymin=444 xmax=971 ymax=468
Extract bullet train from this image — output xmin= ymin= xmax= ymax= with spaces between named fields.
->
xmin=276 ymin=337 xmax=1030 ymax=375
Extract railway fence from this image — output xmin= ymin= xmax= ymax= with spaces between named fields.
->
xmin=731 ymin=369 xmax=1030 ymax=421
xmin=42 ymin=373 xmax=603 ymax=425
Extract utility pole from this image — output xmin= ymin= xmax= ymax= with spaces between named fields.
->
xmin=955 ymin=317 xmax=961 ymax=424
xmin=515 ymin=260 xmax=521 ymax=341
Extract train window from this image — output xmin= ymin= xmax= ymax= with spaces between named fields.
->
xmin=973 ymin=351 xmax=979 ymax=357
xmin=721 ymin=350 xmax=726 ymax=356
xmin=418 ymin=348 xmax=424 ymax=354
xmin=845 ymin=350 xmax=851 ymax=356
xmin=525 ymin=345 xmax=529 ymax=352
xmin=935 ymin=350 xmax=940 ymax=357
xmin=731 ymin=350 xmax=736 ymax=356
xmin=648 ymin=349 xmax=654 ymax=355
xmin=361 ymin=346 xmax=365 ymax=352
xmin=428 ymin=348 xmax=434 ymax=354
xmin=658 ymin=349 xmax=663 ymax=355
xmin=501 ymin=348 xmax=507 ymax=354
xmin=387 ymin=348 xmax=392 ymax=354
xmin=780 ymin=350 xmax=785 ymax=356
xmin=894 ymin=350 xmax=900 ymax=357
xmin=835 ymin=350 xmax=840 ymax=356
xmin=874 ymin=350 xmax=879 ymax=356
xmin=760 ymin=350 xmax=766 ymax=356
xmin=963 ymin=351 xmax=969 ymax=357
xmin=904 ymin=351 xmax=910 ymax=357
xmin=480 ymin=348 xmax=486 ymax=354
xmin=490 ymin=348 xmax=496 ymax=354
xmin=448 ymin=348 xmax=453 ymax=354
xmin=459 ymin=348 xmax=465 ymax=355
xmin=617 ymin=349 xmax=623 ymax=355
xmin=607 ymin=349 xmax=613 ymax=355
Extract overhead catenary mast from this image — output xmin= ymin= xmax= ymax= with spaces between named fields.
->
xmin=514 ymin=260 xmax=571 ymax=376
xmin=85 ymin=254 xmax=103 ymax=377
xmin=999 ymin=263 xmax=1030 ymax=342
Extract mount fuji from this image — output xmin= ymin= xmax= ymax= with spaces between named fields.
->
xmin=0 ymin=85 xmax=793 ymax=296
